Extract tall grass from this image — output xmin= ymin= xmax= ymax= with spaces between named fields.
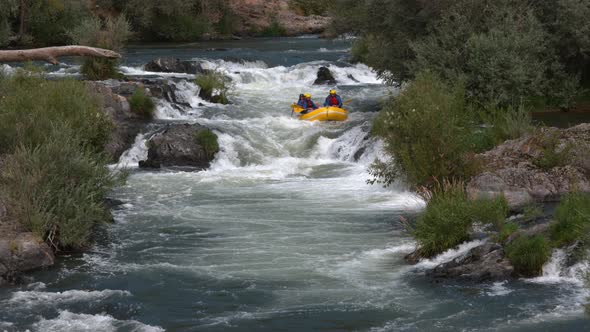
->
xmin=0 ymin=132 xmax=118 ymax=250
xmin=506 ymin=235 xmax=551 ymax=277
xmin=195 ymin=70 xmax=232 ymax=104
xmin=0 ymin=74 xmax=117 ymax=251
xmin=550 ymin=193 xmax=590 ymax=247
xmin=414 ymin=180 xmax=509 ymax=257
xmin=471 ymin=105 xmax=535 ymax=152
xmin=195 ymin=130 xmax=220 ymax=159
xmin=0 ymin=74 xmax=112 ymax=154
xmin=128 ymin=88 xmax=155 ymax=118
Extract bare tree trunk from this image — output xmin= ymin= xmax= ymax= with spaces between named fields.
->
xmin=18 ymin=0 xmax=27 ymax=39
xmin=0 ymin=46 xmax=121 ymax=65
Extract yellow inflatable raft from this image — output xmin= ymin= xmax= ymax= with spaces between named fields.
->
xmin=291 ymin=105 xmax=348 ymax=122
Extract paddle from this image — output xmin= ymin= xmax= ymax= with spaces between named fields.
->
xmin=343 ymin=99 xmax=353 ymax=105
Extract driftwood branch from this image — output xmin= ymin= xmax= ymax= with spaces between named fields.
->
xmin=0 ymin=46 xmax=121 ymax=65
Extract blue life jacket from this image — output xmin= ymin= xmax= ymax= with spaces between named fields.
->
xmin=300 ymin=99 xmax=317 ymax=110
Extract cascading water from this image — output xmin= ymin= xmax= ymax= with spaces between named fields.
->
xmin=1 ymin=37 xmax=589 ymax=332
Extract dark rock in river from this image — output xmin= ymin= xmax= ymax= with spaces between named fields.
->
xmin=467 ymin=124 xmax=590 ymax=209
xmin=145 ymin=57 xmax=207 ymax=75
xmin=428 ymin=243 xmax=514 ymax=281
xmin=139 ymin=124 xmax=218 ymax=170
xmin=313 ymin=66 xmax=337 ymax=85
xmin=87 ymin=82 xmax=150 ymax=162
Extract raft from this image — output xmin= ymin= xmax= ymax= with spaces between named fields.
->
xmin=292 ymin=105 xmax=348 ymax=122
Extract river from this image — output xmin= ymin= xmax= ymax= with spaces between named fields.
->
xmin=1 ymin=36 xmax=589 ymax=332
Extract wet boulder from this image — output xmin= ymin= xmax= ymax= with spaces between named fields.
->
xmin=313 ymin=66 xmax=337 ymax=85
xmin=139 ymin=124 xmax=219 ymax=170
xmin=145 ymin=57 xmax=206 ymax=75
xmin=428 ymin=243 xmax=514 ymax=281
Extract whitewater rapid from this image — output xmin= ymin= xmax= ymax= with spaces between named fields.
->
xmin=2 ymin=38 xmax=590 ymax=332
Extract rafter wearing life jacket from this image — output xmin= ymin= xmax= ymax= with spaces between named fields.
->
xmin=324 ymin=89 xmax=343 ymax=108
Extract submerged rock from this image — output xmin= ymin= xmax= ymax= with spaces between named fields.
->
xmin=139 ymin=124 xmax=219 ymax=169
xmin=313 ymin=66 xmax=337 ymax=85
xmin=468 ymin=124 xmax=590 ymax=209
xmin=428 ymin=243 xmax=514 ymax=281
xmin=145 ymin=57 xmax=206 ymax=75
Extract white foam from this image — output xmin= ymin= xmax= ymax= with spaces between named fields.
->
xmin=486 ymin=281 xmax=513 ymax=297
xmin=114 ymin=133 xmax=149 ymax=168
xmin=32 ymin=311 xmax=164 ymax=332
xmin=120 ymin=66 xmax=195 ymax=78
xmin=7 ymin=289 xmax=131 ymax=308
xmin=415 ymin=240 xmax=487 ymax=269
xmin=527 ymin=249 xmax=589 ymax=286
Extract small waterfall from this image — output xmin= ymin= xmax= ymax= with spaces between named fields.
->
xmin=114 ymin=134 xmax=149 ymax=168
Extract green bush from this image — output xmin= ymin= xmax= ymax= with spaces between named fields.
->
xmin=332 ymin=0 xmax=589 ymax=108
xmin=0 ymin=74 xmax=112 ymax=154
xmin=195 ymin=130 xmax=219 ymax=158
xmin=68 ymin=15 xmax=131 ymax=80
xmin=533 ymin=132 xmax=573 ymax=171
xmin=0 ymin=75 xmax=119 ymax=250
xmin=129 ymin=88 xmax=155 ymax=118
xmin=471 ymin=196 xmax=509 ymax=231
xmin=27 ymin=0 xmax=92 ymax=46
xmin=413 ymin=181 xmax=474 ymax=257
xmin=260 ymin=19 xmax=287 ymax=37
xmin=413 ymin=181 xmax=511 ymax=257
xmin=506 ymin=235 xmax=551 ymax=277
xmin=0 ymin=132 xmax=118 ymax=250
xmin=195 ymin=70 xmax=232 ymax=104
xmin=370 ymin=72 xmax=474 ymax=187
xmin=550 ymin=193 xmax=590 ymax=247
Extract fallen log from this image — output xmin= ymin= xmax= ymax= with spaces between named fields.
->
xmin=0 ymin=46 xmax=121 ymax=65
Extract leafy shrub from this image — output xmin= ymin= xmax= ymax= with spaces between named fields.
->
xmin=0 ymin=132 xmax=118 ymax=250
xmin=533 ymin=132 xmax=573 ymax=171
xmin=470 ymin=196 xmax=509 ymax=231
xmin=128 ymin=88 xmax=155 ymax=118
xmin=68 ymin=15 xmax=131 ymax=80
xmin=27 ymin=0 xmax=92 ymax=46
xmin=413 ymin=181 xmax=474 ymax=257
xmin=0 ymin=75 xmax=118 ymax=250
xmin=195 ymin=130 xmax=219 ymax=158
xmin=260 ymin=19 xmax=287 ymax=37
xmin=550 ymin=193 xmax=590 ymax=247
xmin=506 ymin=235 xmax=551 ymax=277
xmin=81 ymin=57 xmax=122 ymax=81
xmin=0 ymin=74 xmax=112 ymax=154
xmin=370 ymin=72 xmax=474 ymax=187
xmin=195 ymin=70 xmax=232 ymax=104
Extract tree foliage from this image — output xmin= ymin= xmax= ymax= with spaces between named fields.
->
xmin=333 ymin=0 xmax=590 ymax=108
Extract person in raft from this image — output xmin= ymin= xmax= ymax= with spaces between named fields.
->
xmin=324 ymin=89 xmax=343 ymax=108
xmin=299 ymin=93 xmax=318 ymax=114
xmin=296 ymin=94 xmax=305 ymax=107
